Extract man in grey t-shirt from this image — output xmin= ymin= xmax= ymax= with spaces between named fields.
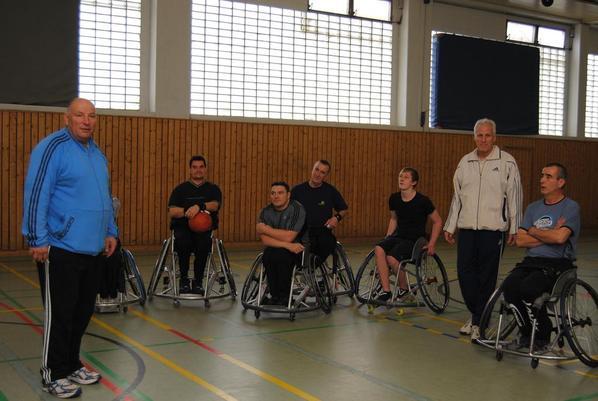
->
xmin=257 ymin=182 xmax=306 ymax=305
xmin=502 ymin=163 xmax=580 ymax=348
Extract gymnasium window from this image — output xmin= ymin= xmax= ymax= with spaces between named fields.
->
xmin=190 ymin=0 xmax=393 ymax=124
xmin=506 ymin=21 xmax=567 ymax=136
xmin=79 ymin=0 xmax=142 ymax=110
xmin=585 ymin=54 xmax=598 ymax=138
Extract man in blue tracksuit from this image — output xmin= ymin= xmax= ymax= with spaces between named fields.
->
xmin=22 ymin=98 xmax=118 ymax=399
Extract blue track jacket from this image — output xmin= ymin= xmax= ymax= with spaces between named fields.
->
xmin=22 ymin=128 xmax=118 ymax=255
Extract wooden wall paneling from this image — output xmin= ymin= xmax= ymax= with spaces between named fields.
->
xmin=15 ymin=113 xmax=28 ymax=250
xmin=141 ymin=118 xmax=150 ymax=244
xmin=1 ymin=112 xmax=9 ymax=248
xmin=4 ymin=110 xmax=598 ymax=252
xmin=158 ymin=119 xmax=168 ymax=239
xmin=223 ymin=121 xmax=232 ymax=241
xmin=134 ymin=116 xmax=142 ymax=244
xmin=8 ymin=112 xmax=19 ymax=250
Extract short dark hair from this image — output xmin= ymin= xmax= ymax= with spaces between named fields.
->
xmin=400 ymin=167 xmax=420 ymax=186
xmin=271 ymin=181 xmax=290 ymax=192
xmin=189 ymin=155 xmax=207 ymax=167
xmin=317 ymin=159 xmax=331 ymax=169
xmin=545 ymin=162 xmax=567 ymax=180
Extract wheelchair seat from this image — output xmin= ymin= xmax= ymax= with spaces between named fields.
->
xmin=478 ymin=267 xmax=598 ymax=368
xmin=95 ymin=246 xmax=146 ymax=313
xmin=240 ymin=249 xmax=333 ymax=321
xmin=146 ymin=231 xmax=237 ymax=307
xmin=354 ymin=237 xmax=449 ymax=314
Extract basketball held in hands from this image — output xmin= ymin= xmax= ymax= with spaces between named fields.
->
xmin=188 ymin=211 xmax=212 ymax=232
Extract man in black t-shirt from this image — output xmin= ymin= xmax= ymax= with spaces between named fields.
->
xmin=291 ymin=160 xmax=348 ymax=262
xmin=168 ymin=155 xmax=222 ymax=294
xmin=374 ymin=167 xmax=442 ymax=302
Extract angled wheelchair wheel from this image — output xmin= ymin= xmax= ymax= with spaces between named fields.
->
xmin=479 ymin=286 xmax=518 ymax=343
xmin=241 ymin=254 xmax=266 ymax=309
xmin=354 ymin=250 xmax=381 ymax=305
xmin=147 ymin=237 xmax=171 ymax=296
xmin=416 ymin=253 xmax=449 ymax=313
xmin=217 ymin=239 xmax=237 ymax=298
xmin=122 ymin=248 xmax=147 ymax=306
xmin=311 ymin=256 xmax=333 ymax=314
xmin=332 ymin=243 xmax=356 ymax=297
xmin=561 ymin=278 xmax=598 ymax=368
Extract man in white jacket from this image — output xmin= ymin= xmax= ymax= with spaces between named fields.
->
xmin=444 ymin=118 xmax=523 ymax=342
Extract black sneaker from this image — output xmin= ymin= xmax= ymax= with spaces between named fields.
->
xmin=375 ymin=291 xmax=392 ymax=303
xmin=191 ymin=285 xmax=205 ymax=295
xmin=179 ymin=279 xmax=191 ymax=293
xmin=397 ymin=288 xmax=409 ymax=298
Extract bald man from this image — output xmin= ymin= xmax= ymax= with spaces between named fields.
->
xmin=22 ymin=98 xmax=117 ymax=398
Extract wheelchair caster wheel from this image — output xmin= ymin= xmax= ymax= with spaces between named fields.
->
xmin=367 ymin=304 xmax=375 ymax=314
xmin=254 ymin=310 xmax=261 ymax=319
xmin=496 ymin=351 xmax=503 ymax=361
xmin=531 ymin=358 xmax=539 ymax=369
xmin=174 ymin=300 xmax=181 ymax=308
xmin=123 ymin=306 xmax=128 ymax=313
xmin=289 ymin=313 xmax=296 ymax=321
xmin=395 ymin=308 xmax=405 ymax=316
xmin=205 ymin=300 xmax=211 ymax=308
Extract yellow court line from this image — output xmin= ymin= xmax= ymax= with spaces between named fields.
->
xmin=91 ymin=317 xmax=238 ymax=401
xmin=573 ymin=369 xmax=598 ymax=379
xmin=130 ymin=309 xmax=321 ymax=401
xmin=227 ymin=260 xmax=249 ymax=270
xmin=0 ymin=262 xmax=40 ymax=288
xmin=0 ymin=261 xmax=238 ymax=401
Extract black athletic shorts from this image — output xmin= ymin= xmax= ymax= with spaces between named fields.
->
xmin=376 ymin=236 xmax=415 ymax=261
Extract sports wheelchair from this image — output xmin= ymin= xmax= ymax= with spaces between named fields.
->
xmin=241 ymin=249 xmax=334 ymax=320
xmin=96 ymin=245 xmax=147 ymax=313
xmin=315 ymin=241 xmax=355 ymax=301
xmin=146 ymin=231 xmax=237 ymax=307
xmin=477 ymin=269 xmax=598 ymax=368
xmin=355 ymin=237 xmax=450 ymax=314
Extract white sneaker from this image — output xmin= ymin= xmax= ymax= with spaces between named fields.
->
xmin=470 ymin=325 xmax=480 ymax=342
xmin=459 ymin=318 xmax=472 ymax=335
xmin=43 ymin=378 xmax=82 ymax=398
xmin=67 ymin=367 xmax=101 ymax=385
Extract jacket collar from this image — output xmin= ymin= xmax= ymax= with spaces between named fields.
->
xmin=466 ymin=145 xmax=500 ymax=162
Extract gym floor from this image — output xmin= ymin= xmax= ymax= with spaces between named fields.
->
xmin=1 ymin=235 xmax=596 ymax=401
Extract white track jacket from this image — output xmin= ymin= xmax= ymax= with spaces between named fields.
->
xmin=444 ymin=146 xmax=523 ymax=235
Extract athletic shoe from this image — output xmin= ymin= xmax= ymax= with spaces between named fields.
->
xmin=43 ymin=378 xmax=82 ymax=398
xmin=68 ymin=367 xmax=101 ymax=385
xmin=459 ymin=318 xmax=473 ymax=335
xmin=375 ymin=291 xmax=392 ymax=303
xmin=179 ymin=279 xmax=191 ymax=293
xmin=470 ymin=325 xmax=480 ymax=342
xmin=191 ymin=285 xmax=205 ymax=295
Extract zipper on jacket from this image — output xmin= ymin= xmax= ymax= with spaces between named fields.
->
xmin=475 ymin=160 xmax=483 ymax=230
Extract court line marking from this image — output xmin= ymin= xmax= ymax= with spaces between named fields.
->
xmin=130 ymin=308 xmax=322 ymax=401
xmin=0 ymin=261 xmax=238 ymax=401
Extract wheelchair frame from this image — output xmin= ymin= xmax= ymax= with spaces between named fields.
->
xmin=477 ymin=269 xmax=598 ymax=368
xmin=317 ymin=241 xmax=356 ymax=301
xmin=240 ymin=251 xmax=333 ymax=321
xmin=95 ymin=247 xmax=147 ymax=313
xmin=355 ymin=237 xmax=450 ymax=314
xmin=146 ymin=231 xmax=237 ymax=307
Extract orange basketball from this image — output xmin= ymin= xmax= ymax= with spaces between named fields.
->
xmin=188 ymin=211 xmax=212 ymax=232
